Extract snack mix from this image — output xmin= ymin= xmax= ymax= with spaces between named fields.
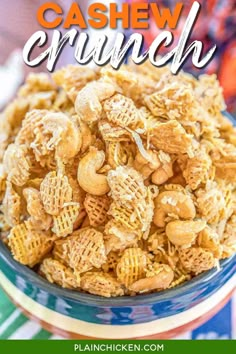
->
xmin=0 ymin=63 xmax=235 ymax=297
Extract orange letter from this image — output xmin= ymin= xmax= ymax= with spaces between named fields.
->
xmin=37 ymin=2 xmax=63 ymax=29
xmin=131 ymin=3 xmax=149 ymax=29
xmin=110 ymin=3 xmax=129 ymax=29
xmin=88 ymin=3 xmax=108 ymax=29
xmin=150 ymin=3 xmax=183 ymax=29
xmin=64 ymin=3 xmax=87 ymax=29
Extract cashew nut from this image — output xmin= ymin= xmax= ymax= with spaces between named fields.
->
xmin=129 ymin=265 xmax=174 ymax=292
xmin=153 ymin=191 xmax=196 ymax=227
xmin=166 ymin=220 xmax=206 ymax=246
xmin=77 ymin=148 xmax=110 ymax=196
xmin=75 ymin=81 xmax=116 ymax=124
xmin=151 ymin=162 xmax=173 ymax=185
xmin=133 ymin=150 xmax=161 ymax=179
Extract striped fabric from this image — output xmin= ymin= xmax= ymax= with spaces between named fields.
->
xmin=0 ymin=288 xmax=235 ymax=340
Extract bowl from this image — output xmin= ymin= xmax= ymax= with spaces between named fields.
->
xmin=0 ymin=241 xmax=235 ymax=339
xmin=0 ymin=112 xmax=235 ymax=339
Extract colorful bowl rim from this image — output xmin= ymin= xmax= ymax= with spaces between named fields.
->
xmin=0 ymin=111 xmax=235 ymax=307
xmin=1 ymin=237 xmax=235 ymax=307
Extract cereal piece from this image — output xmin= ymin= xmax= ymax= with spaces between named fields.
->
xmin=80 ymin=272 xmax=124 ymax=297
xmin=104 ymin=93 xmax=142 ymax=129
xmin=102 ymin=252 xmax=121 ymax=273
xmin=196 ymin=182 xmax=228 ymax=224
xmin=116 ymin=248 xmax=147 ymax=287
xmin=52 ymin=65 xmax=96 ymax=102
xmin=40 ymin=258 xmax=79 ymax=289
xmin=98 ymin=120 xmax=131 ymax=142
xmin=0 ymin=165 xmax=6 ymax=202
xmin=75 ymin=81 xmax=116 ymax=123
xmin=84 ymin=194 xmax=110 ymax=227
xmin=66 ymin=228 xmax=106 ymax=273
xmin=4 ymin=97 xmax=29 ymax=129
xmin=40 ymin=171 xmax=73 ymax=215
xmin=144 ymin=83 xmax=196 ymax=122
xmin=107 ymin=166 xmax=147 ymax=204
xmin=108 ymin=203 xmax=139 ymax=230
xmin=153 ymin=191 xmax=196 ymax=228
xmin=211 ymin=142 xmax=236 ymax=183
xmin=221 ymin=214 xmax=236 ymax=258
xmin=3 ymin=144 xmax=31 ymax=186
xmin=104 ymin=220 xmax=139 ymax=253
xmin=147 ymin=231 xmax=167 ymax=254
xmin=8 ymin=221 xmax=53 ymax=267
xmin=166 ymin=220 xmax=206 ymax=246
xmin=183 ymin=149 xmax=213 ymax=190
xmin=198 ymin=226 xmax=222 ymax=258
xmin=2 ymin=182 xmax=21 ymax=227
xmin=107 ymin=142 xmax=129 ymax=169
xmin=179 ymin=247 xmax=215 ymax=275
xmin=129 ymin=264 xmax=174 ymax=293
xmin=150 ymin=121 xmax=196 ymax=156
xmin=23 ymin=188 xmax=52 ymax=230
xmin=52 ymin=203 xmax=80 ymax=237
xmin=18 ymin=73 xmax=55 ymax=97
xmin=53 ymin=238 xmax=71 ymax=266
xmin=0 ymin=212 xmax=11 ymax=233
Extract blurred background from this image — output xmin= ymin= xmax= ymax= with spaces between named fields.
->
xmin=0 ymin=0 xmax=235 ymax=340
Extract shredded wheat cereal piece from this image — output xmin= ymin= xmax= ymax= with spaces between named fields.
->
xmin=0 ymin=166 xmax=6 ymax=202
xmin=52 ymin=203 xmax=80 ymax=237
xmin=144 ymin=82 xmax=197 ymax=122
xmin=198 ymin=226 xmax=222 ymax=258
xmin=84 ymin=194 xmax=110 ymax=227
xmin=168 ymin=274 xmax=191 ymax=288
xmin=18 ymin=73 xmax=55 ymax=97
xmin=52 ymin=65 xmax=96 ymax=102
xmin=66 ymin=228 xmax=106 ymax=273
xmin=23 ymin=188 xmax=52 ymax=231
xmin=107 ymin=142 xmax=129 ymax=168
xmin=3 ymin=144 xmax=31 ymax=186
xmin=221 ymin=214 xmax=236 ymax=258
xmin=179 ymin=247 xmax=216 ymax=275
xmin=104 ymin=93 xmax=143 ymax=129
xmin=98 ymin=120 xmax=131 ymax=142
xmin=147 ymin=230 xmax=168 ymax=254
xmin=80 ymin=271 xmax=124 ymax=297
xmin=102 ymin=252 xmax=121 ymax=273
xmin=116 ymin=248 xmax=147 ymax=287
xmin=8 ymin=221 xmax=53 ymax=267
xmin=107 ymin=166 xmax=147 ymax=203
xmin=150 ymin=120 xmax=196 ymax=156
xmin=40 ymin=258 xmax=79 ymax=289
xmin=129 ymin=264 xmax=174 ymax=293
xmin=196 ymin=182 xmax=228 ymax=224
xmin=183 ymin=149 xmax=213 ymax=190
xmin=2 ymin=182 xmax=21 ymax=227
xmin=104 ymin=220 xmax=139 ymax=253
xmin=40 ymin=171 xmax=73 ymax=215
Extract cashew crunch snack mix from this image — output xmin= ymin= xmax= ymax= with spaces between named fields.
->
xmin=0 ymin=63 xmax=235 ymax=297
